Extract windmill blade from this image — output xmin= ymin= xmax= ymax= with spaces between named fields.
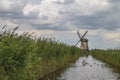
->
xmin=82 ymin=30 xmax=88 ymax=38
xmin=75 ymin=40 xmax=80 ymax=46
xmin=77 ymin=30 xmax=81 ymax=39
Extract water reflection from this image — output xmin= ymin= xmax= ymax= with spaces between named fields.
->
xmin=82 ymin=54 xmax=89 ymax=66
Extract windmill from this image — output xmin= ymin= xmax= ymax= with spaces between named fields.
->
xmin=75 ymin=30 xmax=89 ymax=54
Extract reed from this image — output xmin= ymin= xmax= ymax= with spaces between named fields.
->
xmin=0 ymin=26 xmax=82 ymax=80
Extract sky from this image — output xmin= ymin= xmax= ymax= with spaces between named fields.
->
xmin=0 ymin=0 xmax=120 ymax=49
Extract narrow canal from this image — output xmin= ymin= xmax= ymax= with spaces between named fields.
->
xmin=42 ymin=55 xmax=120 ymax=80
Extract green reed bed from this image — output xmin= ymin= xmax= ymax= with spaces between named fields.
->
xmin=0 ymin=27 xmax=82 ymax=80
xmin=91 ymin=49 xmax=120 ymax=69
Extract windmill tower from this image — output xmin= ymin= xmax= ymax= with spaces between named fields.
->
xmin=75 ymin=30 xmax=89 ymax=54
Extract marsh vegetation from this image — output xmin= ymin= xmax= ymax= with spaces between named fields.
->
xmin=91 ymin=49 xmax=120 ymax=70
xmin=0 ymin=26 xmax=82 ymax=80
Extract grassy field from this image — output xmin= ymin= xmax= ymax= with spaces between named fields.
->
xmin=0 ymin=27 xmax=82 ymax=80
xmin=91 ymin=49 xmax=120 ymax=70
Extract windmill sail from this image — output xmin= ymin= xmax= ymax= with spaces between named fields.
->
xmin=75 ymin=39 xmax=80 ymax=46
xmin=81 ymin=31 xmax=88 ymax=38
xmin=77 ymin=30 xmax=81 ymax=39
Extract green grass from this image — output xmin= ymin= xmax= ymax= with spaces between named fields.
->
xmin=0 ymin=26 xmax=82 ymax=80
xmin=91 ymin=49 xmax=120 ymax=70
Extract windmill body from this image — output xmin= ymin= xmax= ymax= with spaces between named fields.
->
xmin=80 ymin=38 xmax=89 ymax=50
xmin=76 ymin=31 xmax=89 ymax=54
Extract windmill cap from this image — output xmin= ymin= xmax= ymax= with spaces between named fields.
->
xmin=81 ymin=38 xmax=88 ymax=42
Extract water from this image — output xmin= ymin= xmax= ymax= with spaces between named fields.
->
xmin=57 ymin=55 xmax=120 ymax=80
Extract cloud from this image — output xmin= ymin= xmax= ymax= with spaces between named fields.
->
xmin=0 ymin=0 xmax=13 ymax=10
xmin=0 ymin=0 xmax=111 ymax=31
xmin=23 ymin=0 xmax=63 ymax=24
xmin=104 ymin=32 xmax=120 ymax=40
xmin=0 ymin=0 xmax=28 ymax=13
xmin=102 ymin=29 xmax=120 ymax=41
xmin=108 ymin=0 xmax=120 ymax=3
xmin=0 ymin=0 xmax=115 ymax=29
xmin=21 ymin=0 xmax=109 ymax=31
xmin=0 ymin=0 xmax=119 ymax=32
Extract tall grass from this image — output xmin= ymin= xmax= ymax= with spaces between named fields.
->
xmin=91 ymin=49 xmax=120 ymax=70
xmin=0 ymin=26 xmax=82 ymax=80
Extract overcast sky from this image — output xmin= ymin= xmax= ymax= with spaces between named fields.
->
xmin=0 ymin=0 xmax=120 ymax=49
